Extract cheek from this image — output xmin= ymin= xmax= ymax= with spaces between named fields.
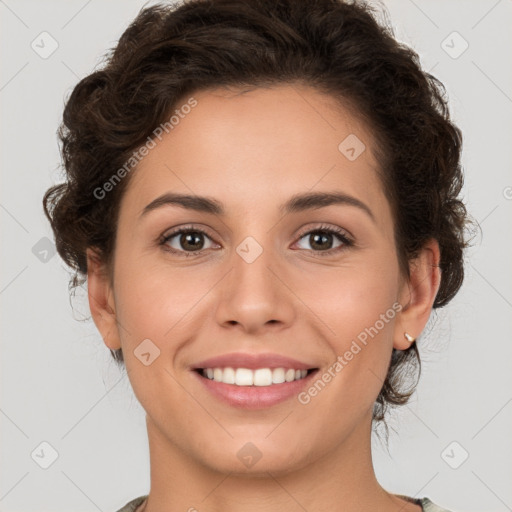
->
xmin=113 ymin=250 xmax=204 ymax=340
xmin=293 ymin=258 xmax=399 ymax=398
xmin=110 ymin=258 xmax=200 ymax=413
xmin=293 ymin=254 xmax=399 ymax=338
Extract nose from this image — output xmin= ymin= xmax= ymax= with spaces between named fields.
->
xmin=214 ymin=237 xmax=296 ymax=334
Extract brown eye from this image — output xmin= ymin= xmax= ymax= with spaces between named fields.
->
xmin=303 ymin=232 xmax=336 ymax=251
xmin=295 ymin=225 xmax=353 ymax=256
xmin=160 ymin=227 xmax=218 ymax=256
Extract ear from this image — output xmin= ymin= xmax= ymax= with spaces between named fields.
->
xmin=394 ymin=239 xmax=441 ymax=350
xmin=86 ymin=247 xmax=121 ymax=350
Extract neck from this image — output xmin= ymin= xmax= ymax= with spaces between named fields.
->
xmin=140 ymin=410 xmax=420 ymax=512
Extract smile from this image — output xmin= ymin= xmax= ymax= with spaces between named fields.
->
xmin=197 ymin=367 xmax=313 ymax=386
xmin=193 ymin=367 xmax=319 ymax=409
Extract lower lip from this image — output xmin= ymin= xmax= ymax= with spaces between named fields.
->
xmin=192 ymin=369 xmax=319 ymax=409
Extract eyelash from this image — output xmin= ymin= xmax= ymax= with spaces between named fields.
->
xmin=158 ymin=223 xmax=354 ymax=258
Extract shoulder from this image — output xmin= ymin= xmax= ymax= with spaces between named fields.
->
xmin=114 ymin=495 xmax=148 ymax=512
xmin=397 ymin=494 xmax=456 ymax=512
xmin=420 ymin=497 xmax=456 ymax=512
xmin=115 ymin=495 xmax=457 ymax=512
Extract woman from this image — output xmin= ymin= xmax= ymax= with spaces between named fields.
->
xmin=43 ymin=0 xmax=469 ymax=510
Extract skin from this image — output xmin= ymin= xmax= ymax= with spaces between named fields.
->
xmin=87 ymin=84 xmax=440 ymax=512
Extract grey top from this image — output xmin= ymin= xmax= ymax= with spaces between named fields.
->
xmin=115 ymin=494 xmax=456 ymax=511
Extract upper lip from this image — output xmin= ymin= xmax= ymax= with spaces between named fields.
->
xmin=191 ymin=352 xmax=318 ymax=370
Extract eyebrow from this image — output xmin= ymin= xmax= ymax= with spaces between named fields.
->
xmin=140 ymin=191 xmax=375 ymax=221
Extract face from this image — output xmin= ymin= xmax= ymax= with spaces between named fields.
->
xmin=89 ymin=84 xmax=435 ymax=476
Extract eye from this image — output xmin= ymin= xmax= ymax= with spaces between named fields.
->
xmin=294 ymin=224 xmax=353 ymax=256
xmin=159 ymin=226 xmax=218 ymax=256
xmin=159 ymin=223 xmax=354 ymax=258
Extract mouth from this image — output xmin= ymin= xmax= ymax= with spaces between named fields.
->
xmin=189 ymin=352 xmax=320 ymax=409
xmin=191 ymin=366 xmax=320 ymax=409
xmin=194 ymin=367 xmax=318 ymax=386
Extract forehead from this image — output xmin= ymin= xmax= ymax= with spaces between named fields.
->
xmin=121 ymin=84 xmax=389 ymax=222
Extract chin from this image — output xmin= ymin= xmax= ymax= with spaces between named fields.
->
xmin=190 ymin=436 xmax=317 ymax=477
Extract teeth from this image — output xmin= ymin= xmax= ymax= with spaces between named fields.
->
xmin=275 ymin=368 xmax=287 ymax=383
xmin=285 ymin=369 xmax=296 ymax=382
xmin=200 ymin=367 xmax=311 ymax=386
xmin=253 ymin=368 xmax=272 ymax=386
xmin=235 ymin=368 xmax=253 ymax=386
xmin=223 ymin=367 xmax=235 ymax=384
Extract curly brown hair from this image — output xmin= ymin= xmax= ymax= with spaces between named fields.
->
xmin=43 ymin=0 xmax=470 ymax=427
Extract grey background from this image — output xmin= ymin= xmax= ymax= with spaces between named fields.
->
xmin=1 ymin=0 xmax=511 ymax=511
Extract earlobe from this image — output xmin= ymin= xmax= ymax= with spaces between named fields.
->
xmin=86 ymin=247 xmax=121 ymax=350
xmin=393 ymin=239 xmax=441 ymax=350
